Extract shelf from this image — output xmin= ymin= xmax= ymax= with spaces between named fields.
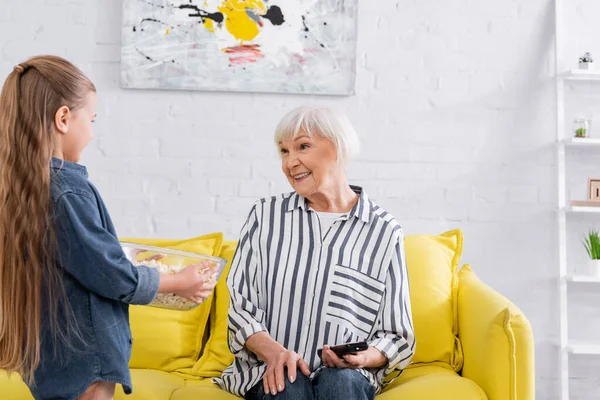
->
xmin=566 ymin=275 xmax=600 ymax=283
xmin=567 ymin=341 xmax=600 ymax=355
xmin=562 ymin=138 xmax=600 ymax=146
xmin=564 ymin=206 xmax=600 ymax=213
xmin=561 ymin=69 xmax=600 ymax=81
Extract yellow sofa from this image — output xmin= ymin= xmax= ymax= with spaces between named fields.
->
xmin=1 ymin=230 xmax=534 ymax=400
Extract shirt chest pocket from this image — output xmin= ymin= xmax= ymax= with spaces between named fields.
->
xmin=325 ymin=264 xmax=386 ymax=339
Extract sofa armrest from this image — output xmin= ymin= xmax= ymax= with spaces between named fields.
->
xmin=457 ymin=265 xmax=535 ymax=400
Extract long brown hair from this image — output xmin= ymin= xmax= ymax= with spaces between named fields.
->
xmin=0 ymin=55 xmax=96 ymax=383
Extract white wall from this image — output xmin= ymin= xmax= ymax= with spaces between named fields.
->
xmin=2 ymin=0 xmax=600 ymax=398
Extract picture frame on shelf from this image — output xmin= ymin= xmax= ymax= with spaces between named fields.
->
xmin=589 ymin=178 xmax=600 ymax=201
xmin=569 ymin=178 xmax=600 ymax=208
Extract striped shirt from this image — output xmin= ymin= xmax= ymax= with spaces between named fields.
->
xmin=214 ymin=186 xmax=415 ymax=397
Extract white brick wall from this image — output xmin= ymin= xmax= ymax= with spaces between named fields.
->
xmin=3 ymin=0 xmax=600 ymax=398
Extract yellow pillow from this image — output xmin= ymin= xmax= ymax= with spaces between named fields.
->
xmin=120 ymin=232 xmax=224 ymax=377
xmin=192 ymin=241 xmax=237 ymax=377
xmin=404 ymin=229 xmax=463 ymax=371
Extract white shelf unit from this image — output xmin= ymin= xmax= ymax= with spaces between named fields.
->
xmin=562 ymin=69 xmax=600 ymax=81
xmin=555 ymin=1 xmax=600 ymax=398
xmin=562 ymin=137 xmax=600 ymax=146
xmin=566 ymin=275 xmax=600 ymax=283
xmin=567 ymin=341 xmax=600 ymax=355
xmin=564 ymin=206 xmax=600 ymax=213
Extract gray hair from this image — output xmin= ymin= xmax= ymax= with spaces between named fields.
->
xmin=274 ymin=106 xmax=360 ymax=168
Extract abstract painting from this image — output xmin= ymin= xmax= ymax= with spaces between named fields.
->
xmin=120 ymin=0 xmax=358 ymax=95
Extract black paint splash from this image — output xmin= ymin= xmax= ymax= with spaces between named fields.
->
xmin=136 ymin=47 xmax=154 ymax=62
xmin=178 ymin=4 xmax=224 ymax=23
xmin=137 ymin=0 xmax=165 ymax=8
xmin=139 ymin=17 xmax=175 ymax=32
xmin=136 ymin=47 xmax=176 ymax=64
xmin=301 ymin=15 xmax=309 ymax=32
xmin=262 ymin=6 xmax=284 ymax=26
xmin=301 ymin=15 xmax=325 ymax=49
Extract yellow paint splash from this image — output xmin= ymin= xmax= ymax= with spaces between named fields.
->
xmin=165 ymin=28 xmax=170 ymax=35
xmin=218 ymin=0 xmax=266 ymax=42
xmin=204 ymin=19 xmax=215 ymax=33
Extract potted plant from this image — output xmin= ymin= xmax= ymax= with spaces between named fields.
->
xmin=573 ymin=117 xmax=591 ymax=138
xmin=583 ymin=229 xmax=600 ymax=277
xmin=579 ymin=52 xmax=594 ymax=70
xmin=575 ymin=127 xmax=587 ymax=138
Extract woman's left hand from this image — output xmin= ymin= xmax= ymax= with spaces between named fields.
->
xmin=321 ymin=345 xmax=387 ymax=369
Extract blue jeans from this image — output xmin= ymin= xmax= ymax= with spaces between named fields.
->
xmin=245 ymin=368 xmax=376 ymax=400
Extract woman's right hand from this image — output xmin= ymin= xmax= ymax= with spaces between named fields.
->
xmin=173 ymin=261 xmax=219 ymax=303
xmin=263 ymin=349 xmax=311 ymax=396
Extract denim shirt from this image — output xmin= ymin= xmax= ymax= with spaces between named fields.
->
xmin=28 ymin=158 xmax=160 ymax=400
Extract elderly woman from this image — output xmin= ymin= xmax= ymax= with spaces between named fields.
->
xmin=215 ymin=106 xmax=415 ymax=400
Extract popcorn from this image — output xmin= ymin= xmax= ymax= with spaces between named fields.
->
xmin=133 ymin=259 xmax=214 ymax=310
xmin=121 ymin=241 xmax=226 ymax=311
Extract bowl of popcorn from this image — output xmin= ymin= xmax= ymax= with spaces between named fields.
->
xmin=120 ymin=242 xmax=227 ymax=311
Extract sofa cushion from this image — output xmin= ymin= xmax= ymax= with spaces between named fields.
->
xmin=119 ymin=233 xmax=224 ymax=376
xmin=171 ymin=379 xmax=239 ymax=400
xmin=0 ymin=371 xmax=33 ymax=400
xmin=115 ymin=369 xmax=186 ymax=400
xmin=192 ymin=240 xmax=237 ymax=377
xmin=404 ymin=229 xmax=463 ymax=370
xmin=379 ymin=365 xmax=487 ymax=399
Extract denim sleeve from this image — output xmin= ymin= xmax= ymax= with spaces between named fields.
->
xmin=54 ymin=192 xmax=160 ymax=304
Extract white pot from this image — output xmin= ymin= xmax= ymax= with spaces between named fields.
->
xmin=579 ymin=62 xmax=594 ymax=70
xmin=587 ymin=259 xmax=600 ymax=277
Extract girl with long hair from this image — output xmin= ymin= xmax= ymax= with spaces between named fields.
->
xmin=0 ymin=55 xmax=218 ymax=400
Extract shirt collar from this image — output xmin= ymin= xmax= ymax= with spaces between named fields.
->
xmin=286 ymin=185 xmax=372 ymax=223
xmin=51 ymin=157 xmax=88 ymax=178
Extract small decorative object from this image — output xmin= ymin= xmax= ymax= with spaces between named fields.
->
xmin=589 ymin=178 xmax=600 ymax=201
xmin=583 ymin=229 xmax=600 ymax=277
xmin=573 ymin=117 xmax=591 ymax=138
xmin=569 ymin=178 xmax=600 ymax=208
xmin=579 ymin=52 xmax=594 ymax=69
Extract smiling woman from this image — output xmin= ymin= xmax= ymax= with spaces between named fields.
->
xmin=275 ymin=106 xmax=360 ymax=169
xmin=274 ymin=106 xmax=360 ymax=212
xmin=214 ymin=106 xmax=416 ymax=400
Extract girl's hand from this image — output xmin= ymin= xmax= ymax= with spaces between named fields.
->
xmin=173 ymin=261 xmax=219 ymax=303
xmin=263 ymin=349 xmax=311 ymax=396
xmin=321 ymin=345 xmax=387 ymax=369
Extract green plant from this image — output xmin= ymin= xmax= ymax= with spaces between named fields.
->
xmin=583 ymin=230 xmax=600 ymax=260
xmin=575 ymin=127 xmax=587 ymax=137
xmin=580 ymin=52 xmax=594 ymax=63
